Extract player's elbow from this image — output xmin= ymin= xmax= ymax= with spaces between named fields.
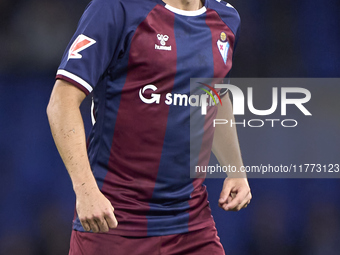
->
xmin=46 ymin=95 xmax=58 ymax=123
xmin=47 ymin=80 xmax=85 ymax=121
xmin=46 ymin=88 xmax=64 ymax=123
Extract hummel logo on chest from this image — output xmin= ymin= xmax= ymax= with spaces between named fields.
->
xmin=155 ymin=34 xmax=172 ymax=51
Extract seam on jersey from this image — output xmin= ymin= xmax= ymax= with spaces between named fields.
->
xmin=104 ymin=0 xmax=126 ymax=73
xmin=89 ymin=79 xmax=109 ymax=191
xmin=111 ymin=2 xmax=163 ymax=68
xmin=215 ymin=0 xmax=235 ymax=9
xmin=206 ymin=8 xmax=238 ymax=38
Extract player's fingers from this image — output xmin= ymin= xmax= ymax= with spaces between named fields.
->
xmin=105 ymin=207 xmax=118 ymax=229
xmin=245 ymin=193 xmax=252 ymax=207
xmin=235 ymin=196 xmax=251 ymax=211
xmin=88 ymin=219 xmax=100 ymax=233
xmin=224 ymin=190 xmax=248 ymax=211
xmin=95 ymin=216 xmax=110 ymax=233
xmin=243 ymin=200 xmax=251 ymax=208
xmin=229 ymin=191 xmax=252 ymax=211
xmin=243 ymin=193 xmax=252 ymax=208
xmin=226 ymin=194 xmax=233 ymax=204
xmin=219 ymin=185 xmax=232 ymax=204
xmin=220 ymin=194 xmax=233 ymax=210
xmin=81 ymin=220 xmax=91 ymax=232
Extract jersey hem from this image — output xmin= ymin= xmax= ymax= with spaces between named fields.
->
xmin=72 ymin=218 xmax=215 ymax=237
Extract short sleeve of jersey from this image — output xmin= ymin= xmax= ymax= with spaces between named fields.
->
xmin=56 ymin=0 xmax=123 ymax=95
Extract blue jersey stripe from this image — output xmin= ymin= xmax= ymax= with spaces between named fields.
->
xmin=146 ymin=11 xmax=216 ymax=235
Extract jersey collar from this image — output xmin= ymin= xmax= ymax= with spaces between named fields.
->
xmin=164 ymin=4 xmax=207 ymax=16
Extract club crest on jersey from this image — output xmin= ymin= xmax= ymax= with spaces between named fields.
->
xmin=155 ymin=34 xmax=171 ymax=51
xmin=68 ymin=34 xmax=96 ymax=60
xmin=217 ymin=32 xmax=229 ymax=65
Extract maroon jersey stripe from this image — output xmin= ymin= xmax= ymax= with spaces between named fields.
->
xmin=101 ymin=5 xmax=177 ymax=235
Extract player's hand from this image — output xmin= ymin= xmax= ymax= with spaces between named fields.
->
xmin=218 ymin=178 xmax=252 ymax=211
xmin=75 ymin=184 xmax=118 ymax=233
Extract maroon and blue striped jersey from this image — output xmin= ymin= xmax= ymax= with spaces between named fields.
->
xmin=56 ymin=0 xmax=240 ymax=237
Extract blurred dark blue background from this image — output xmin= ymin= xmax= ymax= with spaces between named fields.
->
xmin=0 ymin=0 xmax=339 ymax=254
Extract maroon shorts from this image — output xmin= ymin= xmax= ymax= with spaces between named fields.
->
xmin=69 ymin=225 xmax=225 ymax=255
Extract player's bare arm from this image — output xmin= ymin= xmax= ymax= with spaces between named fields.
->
xmin=47 ymin=80 xmax=118 ymax=233
xmin=212 ymin=93 xmax=252 ymax=211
